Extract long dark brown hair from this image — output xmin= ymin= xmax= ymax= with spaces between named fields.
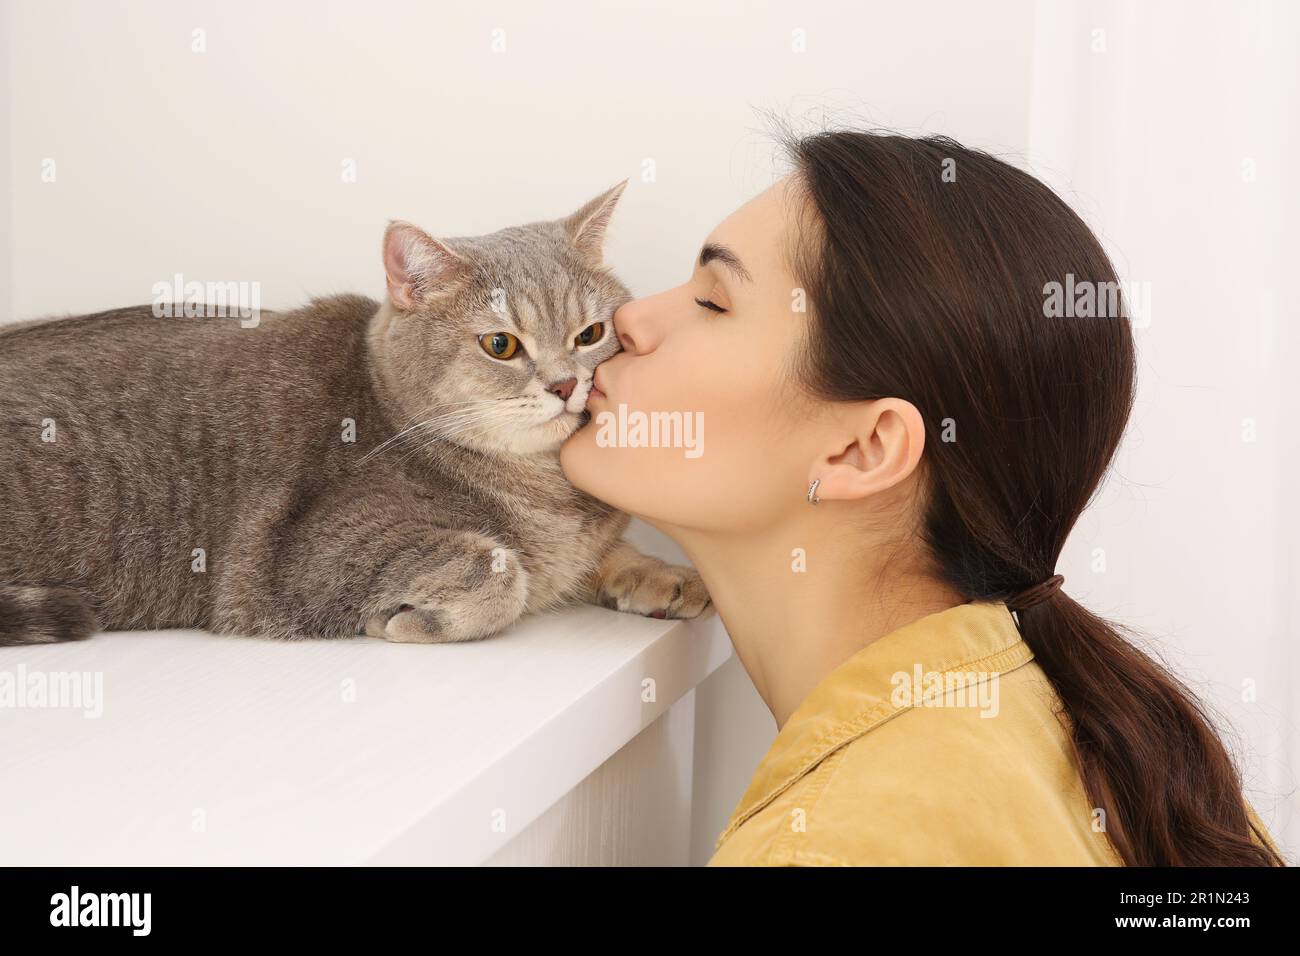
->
xmin=778 ymin=127 xmax=1283 ymax=866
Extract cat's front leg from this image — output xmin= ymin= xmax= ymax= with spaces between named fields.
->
xmin=364 ymin=530 xmax=530 ymax=644
xmin=584 ymin=539 xmax=713 ymax=620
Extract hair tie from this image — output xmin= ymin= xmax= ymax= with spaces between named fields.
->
xmin=1007 ymin=573 xmax=1064 ymax=611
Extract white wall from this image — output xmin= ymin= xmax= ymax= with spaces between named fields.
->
xmin=1026 ymin=0 xmax=1299 ymax=860
xmin=5 ymin=0 xmax=1035 ymax=322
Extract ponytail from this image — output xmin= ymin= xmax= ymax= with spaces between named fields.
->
xmin=1015 ymin=592 xmax=1284 ymax=866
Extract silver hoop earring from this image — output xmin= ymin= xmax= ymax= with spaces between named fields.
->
xmin=806 ymin=478 xmax=821 ymax=505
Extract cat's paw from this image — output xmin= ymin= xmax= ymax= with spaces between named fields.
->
xmin=366 ymin=535 xmax=530 ymax=644
xmin=600 ymin=560 xmax=713 ymax=621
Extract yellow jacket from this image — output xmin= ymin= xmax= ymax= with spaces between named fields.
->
xmin=708 ymin=600 xmax=1281 ymax=866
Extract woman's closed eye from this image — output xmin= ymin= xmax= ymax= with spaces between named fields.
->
xmin=694 ymin=296 xmax=727 ymax=314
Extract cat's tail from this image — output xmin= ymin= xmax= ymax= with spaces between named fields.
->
xmin=0 ymin=584 xmax=98 ymax=645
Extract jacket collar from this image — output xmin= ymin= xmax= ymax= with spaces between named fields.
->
xmin=714 ymin=600 xmax=1034 ymax=850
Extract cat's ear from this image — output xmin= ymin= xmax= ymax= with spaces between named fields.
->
xmin=382 ymin=221 xmax=469 ymax=311
xmin=560 ymin=179 xmax=629 ymax=263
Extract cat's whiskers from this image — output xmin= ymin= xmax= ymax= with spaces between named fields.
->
xmin=358 ymin=399 xmax=504 ymax=464
xmin=356 ymin=400 xmax=463 ymax=464
xmin=416 ymin=399 xmax=566 ymax=458
xmin=384 ymin=403 xmax=522 ymax=465
xmin=359 ymin=388 xmax=569 ymax=466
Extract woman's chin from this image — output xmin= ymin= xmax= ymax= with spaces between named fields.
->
xmin=558 ymin=420 xmax=601 ymax=483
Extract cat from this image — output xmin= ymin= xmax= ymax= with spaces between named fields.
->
xmin=0 ymin=181 xmax=712 ymax=645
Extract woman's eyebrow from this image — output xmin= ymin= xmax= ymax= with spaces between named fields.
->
xmin=699 ymin=242 xmax=753 ymax=284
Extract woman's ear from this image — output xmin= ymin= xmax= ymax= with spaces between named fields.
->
xmin=807 ymin=398 xmax=926 ymax=503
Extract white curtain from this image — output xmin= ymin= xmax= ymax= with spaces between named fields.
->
xmin=1026 ymin=0 xmax=1300 ymax=858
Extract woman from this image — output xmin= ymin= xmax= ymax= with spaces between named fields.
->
xmin=560 ymin=128 xmax=1285 ymax=866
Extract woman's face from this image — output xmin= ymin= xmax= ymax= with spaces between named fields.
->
xmin=560 ymin=176 xmax=823 ymax=534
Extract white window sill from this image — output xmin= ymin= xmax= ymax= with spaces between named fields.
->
xmin=0 ymin=605 xmax=732 ymax=865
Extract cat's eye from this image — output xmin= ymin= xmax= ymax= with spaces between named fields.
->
xmin=479 ymin=331 xmax=521 ymax=360
xmin=574 ymin=321 xmax=605 ymax=348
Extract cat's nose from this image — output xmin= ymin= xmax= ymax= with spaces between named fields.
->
xmin=546 ymin=377 xmax=577 ymax=402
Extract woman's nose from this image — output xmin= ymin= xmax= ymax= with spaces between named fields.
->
xmin=612 ymin=291 xmax=670 ymax=354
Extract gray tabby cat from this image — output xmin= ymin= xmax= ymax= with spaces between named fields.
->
xmin=0 ymin=181 xmax=711 ymax=645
